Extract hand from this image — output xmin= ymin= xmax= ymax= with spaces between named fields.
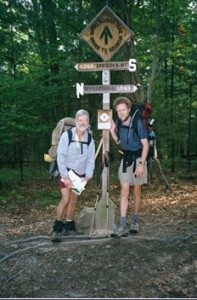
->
xmin=110 ymin=120 xmax=116 ymax=133
xmin=135 ymin=164 xmax=144 ymax=177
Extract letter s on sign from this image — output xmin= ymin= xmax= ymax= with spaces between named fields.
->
xmin=128 ymin=59 xmax=137 ymax=72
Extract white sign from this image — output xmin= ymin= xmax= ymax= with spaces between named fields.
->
xmin=76 ymin=83 xmax=138 ymax=98
xmin=97 ymin=110 xmax=112 ymax=130
xmin=75 ymin=59 xmax=137 ymax=72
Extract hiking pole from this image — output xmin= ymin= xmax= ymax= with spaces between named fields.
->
xmin=104 ymin=153 xmax=110 ymax=238
xmin=95 ymin=137 xmax=103 ymax=160
xmin=106 ymin=190 xmax=109 ymax=238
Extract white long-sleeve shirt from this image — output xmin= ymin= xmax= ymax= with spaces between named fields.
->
xmin=57 ymin=127 xmax=95 ymax=180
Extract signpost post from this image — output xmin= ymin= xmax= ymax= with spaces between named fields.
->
xmin=76 ymin=6 xmax=137 ymax=236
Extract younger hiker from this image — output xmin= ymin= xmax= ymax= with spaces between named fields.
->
xmin=52 ymin=109 xmax=95 ymax=242
xmin=110 ymin=97 xmax=149 ymax=237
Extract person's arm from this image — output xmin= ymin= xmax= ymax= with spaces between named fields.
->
xmin=136 ymin=138 xmax=149 ymax=176
xmin=110 ymin=120 xmax=120 ymax=144
xmin=140 ymin=138 xmax=149 ymax=163
xmin=57 ymin=132 xmax=70 ymax=180
xmin=135 ymin=119 xmax=149 ymax=176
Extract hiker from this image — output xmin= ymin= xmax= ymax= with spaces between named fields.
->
xmin=110 ymin=96 xmax=149 ymax=237
xmin=51 ymin=109 xmax=95 ymax=242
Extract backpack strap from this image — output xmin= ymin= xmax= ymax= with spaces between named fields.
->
xmin=67 ymin=128 xmax=73 ymax=146
xmin=67 ymin=128 xmax=92 ymax=154
xmin=87 ymin=132 xmax=92 ymax=145
xmin=130 ymin=109 xmax=140 ymax=138
xmin=116 ymin=110 xmax=140 ymax=145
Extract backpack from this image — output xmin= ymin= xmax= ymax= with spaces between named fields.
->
xmin=47 ymin=117 xmax=92 ymax=179
xmin=130 ymin=102 xmax=152 ymax=133
xmin=48 ymin=117 xmax=76 ymax=160
xmin=116 ymin=102 xmax=155 ymax=159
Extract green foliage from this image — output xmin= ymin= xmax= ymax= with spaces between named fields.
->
xmin=0 ymin=166 xmax=59 ymax=211
xmin=0 ymin=0 xmax=196 ymax=175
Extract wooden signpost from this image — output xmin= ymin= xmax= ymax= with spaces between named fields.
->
xmin=75 ymin=6 xmax=137 ymax=236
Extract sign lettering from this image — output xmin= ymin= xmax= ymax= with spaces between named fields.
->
xmin=75 ymin=60 xmax=137 ymax=72
xmin=76 ymin=83 xmax=138 ymax=98
xmin=80 ymin=6 xmax=134 ymax=61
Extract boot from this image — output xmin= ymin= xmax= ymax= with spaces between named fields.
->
xmin=51 ymin=220 xmax=64 ymax=243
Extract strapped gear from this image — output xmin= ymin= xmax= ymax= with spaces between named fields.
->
xmin=116 ymin=102 xmax=154 ymax=172
xmin=45 ymin=117 xmax=92 ymax=179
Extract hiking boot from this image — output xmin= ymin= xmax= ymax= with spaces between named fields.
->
xmin=130 ymin=222 xmax=139 ymax=234
xmin=111 ymin=225 xmax=129 ymax=238
xmin=51 ymin=231 xmax=62 ymax=243
xmin=51 ymin=220 xmax=64 ymax=242
xmin=63 ymin=221 xmax=83 ymax=236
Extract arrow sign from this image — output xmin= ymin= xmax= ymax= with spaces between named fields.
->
xmin=75 ymin=59 xmax=137 ymax=72
xmin=76 ymin=83 xmax=138 ymax=98
xmin=100 ymin=26 xmax=113 ymax=45
xmin=79 ymin=6 xmax=134 ymax=61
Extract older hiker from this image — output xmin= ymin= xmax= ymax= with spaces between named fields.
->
xmin=52 ymin=109 xmax=95 ymax=242
xmin=110 ymin=97 xmax=149 ymax=237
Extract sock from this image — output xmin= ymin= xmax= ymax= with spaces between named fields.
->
xmin=65 ymin=220 xmax=74 ymax=225
xmin=132 ymin=214 xmax=139 ymax=223
xmin=119 ymin=216 xmax=126 ymax=228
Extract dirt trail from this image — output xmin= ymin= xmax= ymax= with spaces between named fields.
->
xmin=0 ymin=179 xmax=197 ymax=298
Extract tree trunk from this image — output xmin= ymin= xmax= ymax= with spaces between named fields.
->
xmin=187 ymin=82 xmax=192 ymax=171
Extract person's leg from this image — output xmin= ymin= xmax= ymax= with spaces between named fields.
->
xmin=119 ymin=183 xmax=130 ymax=227
xmin=111 ymin=161 xmax=131 ymax=237
xmin=133 ymin=184 xmax=141 ymax=215
xmin=63 ymin=192 xmax=79 ymax=234
xmin=52 ymin=187 xmax=71 ymax=242
xmin=56 ymin=187 xmax=71 ymax=220
xmin=130 ymin=157 xmax=148 ymax=234
xmin=111 ymin=183 xmax=130 ymax=237
xmin=130 ymin=184 xmax=141 ymax=233
xmin=65 ymin=192 xmax=78 ymax=220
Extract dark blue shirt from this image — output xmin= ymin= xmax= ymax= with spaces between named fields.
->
xmin=118 ymin=118 xmax=148 ymax=151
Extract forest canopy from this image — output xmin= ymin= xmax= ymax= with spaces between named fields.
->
xmin=0 ymin=0 xmax=196 ymax=176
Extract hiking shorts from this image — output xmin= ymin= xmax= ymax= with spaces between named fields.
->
xmin=57 ymin=177 xmax=67 ymax=189
xmin=118 ymin=158 xmax=148 ymax=186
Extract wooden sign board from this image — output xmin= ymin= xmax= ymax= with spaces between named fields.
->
xmin=80 ymin=6 xmax=134 ymax=61
xmin=76 ymin=83 xmax=138 ymax=97
xmin=75 ymin=59 xmax=137 ymax=72
xmin=97 ymin=110 xmax=112 ymax=130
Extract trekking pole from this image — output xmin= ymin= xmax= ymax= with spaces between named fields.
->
xmin=95 ymin=137 xmax=103 ymax=160
xmin=106 ymin=191 xmax=109 ymax=238
xmin=104 ymin=153 xmax=110 ymax=238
